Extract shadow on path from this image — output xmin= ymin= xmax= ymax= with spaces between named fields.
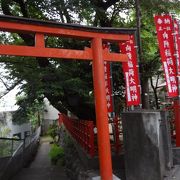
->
xmin=11 ymin=137 xmax=69 ymax=180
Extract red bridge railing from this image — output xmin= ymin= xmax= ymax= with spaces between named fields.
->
xmin=58 ymin=113 xmax=122 ymax=157
xmin=58 ymin=114 xmax=95 ymax=157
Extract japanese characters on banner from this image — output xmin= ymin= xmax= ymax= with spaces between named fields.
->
xmin=154 ymin=15 xmax=178 ymax=97
xmin=174 ymin=19 xmax=180 ymax=75
xmin=104 ymin=61 xmax=114 ymax=114
xmin=120 ymin=35 xmax=141 ymax=106
xmin=103 ymin=44 xmax=114 ymax=114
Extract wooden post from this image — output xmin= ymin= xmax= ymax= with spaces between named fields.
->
xmin=92 ymin=38 xmax=113 ymax=180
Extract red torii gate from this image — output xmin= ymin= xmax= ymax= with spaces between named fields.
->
xmin=0 ymin=15 xmax=135 ymax=180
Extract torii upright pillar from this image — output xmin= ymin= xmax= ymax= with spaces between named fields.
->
xmin=92 ymin=38 xmax=112 ymax=179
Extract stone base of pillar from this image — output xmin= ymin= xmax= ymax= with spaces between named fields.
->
xmin=92 ymin=174 xmax=121 ymax=180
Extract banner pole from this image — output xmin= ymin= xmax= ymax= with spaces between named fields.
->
xmin=172 ymin=16 xmax=180 ymax=146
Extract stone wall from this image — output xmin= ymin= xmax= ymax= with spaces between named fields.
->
xmin=59 ymin=126 xmax=91 ymax=180
xmin=122 ymin=110 xmax=174 ymax=180
xmin=59 ymin=125 xmax=124 ymax=180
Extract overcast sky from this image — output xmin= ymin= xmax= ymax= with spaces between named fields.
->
xmin=0 ymin=86 xmax=18 ymax=111
xmin=0 ymin=66 xmax=19 ymax=112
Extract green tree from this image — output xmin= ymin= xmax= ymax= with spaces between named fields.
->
xmin=0 ymin=122 xmax=11 ymax=137
xmin=0 ymin=0 xmax=179 ymax=122
xmin=13 ymin=94 xmax=44 ymax=128
xmin=134 ymin=0 xmax=180 ymax=108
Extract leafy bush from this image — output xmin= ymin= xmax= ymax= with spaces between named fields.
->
xmin=0 ymin=122 xmax=11 ymax=137
xmin=0 ymin=140 xmax=12 ymax=157
xmin=49 ymin=144 xmax=64 ymax=165
xmin=47 ymin=123 xmax=58 ymax=143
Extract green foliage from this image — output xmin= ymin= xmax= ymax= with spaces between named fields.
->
xmin=0 ymin=122 xmax=11 ymax=137
xmin=48 ymin=144 xmax=64 ymax=165
xmin=47 ymin=123 xmax=58 ymax=142
xmin=0 ymin=122 xmax=14 ymax=157
xmin=12 ymin=94 xmax=44 ymax=128
xmin=0 ymin=140 xmax=12 ymax=157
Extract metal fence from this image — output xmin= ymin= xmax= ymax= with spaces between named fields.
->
xmin=0 ymin=138 xmax=24 ymax=158
xmin=0 ymin=127 xmax=41 ymax=180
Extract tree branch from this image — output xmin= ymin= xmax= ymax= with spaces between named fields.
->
xmin=13 ymin=0 xmax=28 ymax=17
xmin=2 ymin=0 xmax=28 ymax=17
xmin=0 ymin=79 xmax=22 ymax=99
xmin=103 ymin=0 xmax=119 ymax=10
xmin=61 ymin=0 xmax=72 ymax=23
xmin=0 ymin=77 xmax=9 ymax=90
xmin=155 ymin=74 xmax=160 ymax=88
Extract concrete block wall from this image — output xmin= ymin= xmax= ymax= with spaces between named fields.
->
xmin=122 ymin=111 xmax=173 ymax=180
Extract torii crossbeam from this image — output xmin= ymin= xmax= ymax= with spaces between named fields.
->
xmin=0 ymin=15 xmax=135 ymax=180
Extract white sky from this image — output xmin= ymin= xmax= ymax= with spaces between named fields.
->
xmin=0 ymin=66 xmax=19 ymax=112
xmin=0 ymin=86 xmax=19 ymax=112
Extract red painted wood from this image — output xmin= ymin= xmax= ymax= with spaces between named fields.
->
xmin=0 ymin=45 xmax=92 ymax=60
xmin=0 ymin=45 xmax=128 ymax=62
xmin=0 ymin=16 xmax=132 ymax=179
xmin=0 ymin=21 xmax=129 ymax=42
xmin=92 ymin=38 xmax=113 ymax=180
xmin=35 ymin=33 xmax=45 ymax=47
xmin=59 ymin=114 xmax=95 ymax=157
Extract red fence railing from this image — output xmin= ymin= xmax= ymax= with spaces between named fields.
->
xmin=58 ymin=113 xmax=122 ymax=158
xmin=58 ymin=114 xmax=95 ymax=157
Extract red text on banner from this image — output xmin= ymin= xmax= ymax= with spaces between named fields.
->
xmin=103 ymin=44 xmax=114 ymax=114
xmin=104 ymin=61 xmax=113 ymax=113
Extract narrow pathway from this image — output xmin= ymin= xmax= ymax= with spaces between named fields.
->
xmin=12 ymin=137 xmax=69 ymax=180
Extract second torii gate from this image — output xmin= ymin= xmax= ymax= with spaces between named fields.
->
xmin=0 ymin=15 xmax=135 ymax=180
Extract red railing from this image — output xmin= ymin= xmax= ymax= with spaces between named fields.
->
xmin=58 ymin=113 xmax=122 ymax=157
xmin=58 ymin=114 xmax=95 ymax=157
